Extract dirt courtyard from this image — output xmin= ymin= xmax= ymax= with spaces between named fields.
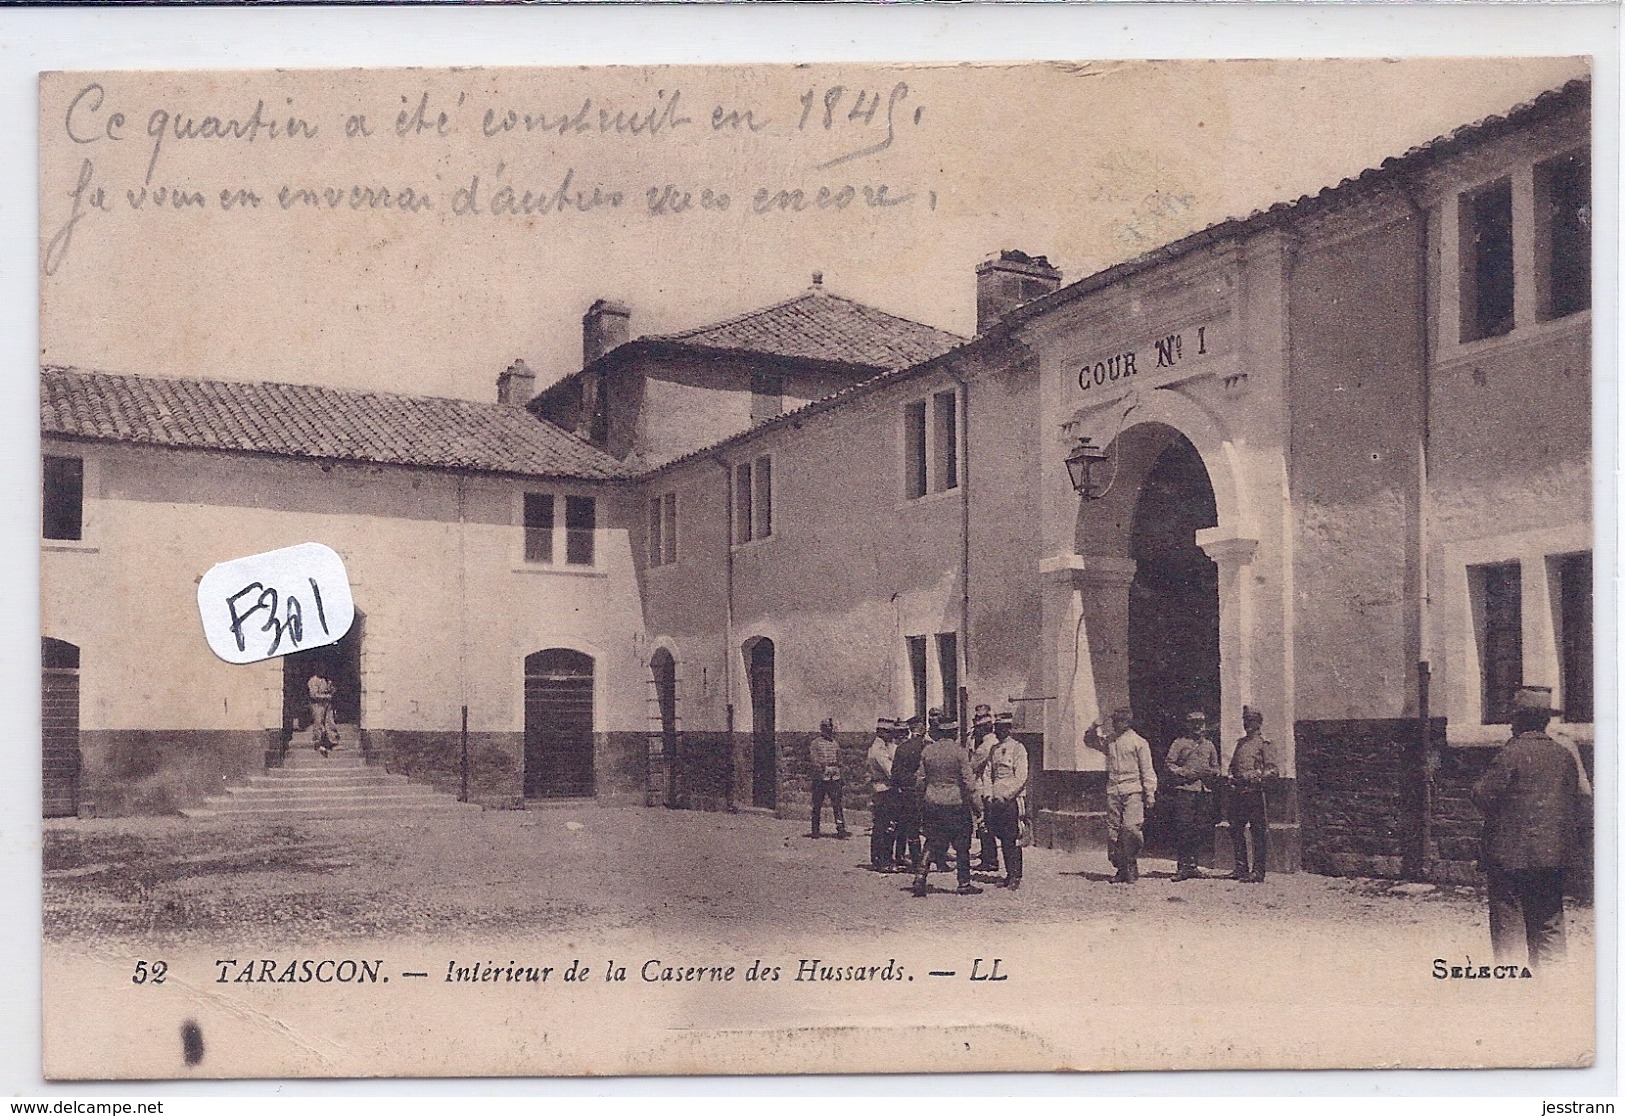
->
xmin=43 ymin=803 xmax=1592 ymax=954
xmin=41 ymin=805 xmax=1598 ymax=1077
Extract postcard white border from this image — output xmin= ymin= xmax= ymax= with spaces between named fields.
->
xmin=4 ymin=2 xmax=1617 ymax=1101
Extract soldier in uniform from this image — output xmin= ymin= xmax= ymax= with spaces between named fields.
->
xmin=968 ymin=705 xmax=999 ymax=872
xmin=890 ymin=714 xmax=928 ymax=870
xmin=984 ymin=712 xmax=1029 ymax=890
xmin=911 ymin=718 xmax=983 ymax=897
xmin=1165 ymin=710 xmax=1221 ymax=881
xmin=1083 ymin=707 xmax=1157 ymax=883
xmin=866 ymin=717 xmax=899 ymax=871
xmin=1472 ymin=686 xmax=1586 ymax=968
xmin=307 ymin=669 xmax=338 ymax=756
xmin=1227 ymin=706 xmax=1277 ymax=882
xmin=808 ymin=717 xmax=850 ymax=839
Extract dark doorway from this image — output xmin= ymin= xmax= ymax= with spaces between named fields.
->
xmin=650 ymin=648 xmax=678 ymax=805
xmin=1127 ymin=436 xmax=1219 ymax=849
xmin=42 ymin=637 xmax=81 ymax=818
xmin=525 ymin=648 xmax=595 ymax=798
xmin=745 ymin=638 xmax=776 ymax=809
xmin=283 ymin=612 xmax=363 ymax=733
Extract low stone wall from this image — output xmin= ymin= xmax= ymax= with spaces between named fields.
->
xmin=1297 ymin=717 xmax=1591 ymax=892
xmin=79 ymin=728 xmax=273 ymax=816
xmin=367 ymin=729 xmax=521 ymax=805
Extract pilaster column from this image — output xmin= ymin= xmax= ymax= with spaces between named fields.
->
xmin=1039 ymin=553 xmax=1137 ymax=770
xmin=1197 ymin=529 xmax=1259 ymax=768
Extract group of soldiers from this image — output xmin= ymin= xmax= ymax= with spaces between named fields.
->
xmin=809 ymin=705 xmax=1028 ymax=897
xmin=807 ymin=700 xmax=1281 ymax=895
xmin=1082 ymin=704 xmax=1277 ymax=884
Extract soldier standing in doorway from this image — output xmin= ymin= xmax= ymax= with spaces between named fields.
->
xmin=1227 ymin=706 xmax=1277 ymax=882
xmin=308 ymin=668 xmax=338 ymax=756
xmin=1165 ymin=710 xmax=1221 ymax=881
xmin=1083 ymin=707 xmax=1157 ymax=883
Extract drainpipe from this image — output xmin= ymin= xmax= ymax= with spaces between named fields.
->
xmin=951 ymin=364 xmax=972 ymax=734
xmin=717 ymin=456 xmax=737 ymax=810
xmin=456 ymin=474 xmax=469 ymax=800
xmin=1398 ymin=178 xmax=1435 ymax=880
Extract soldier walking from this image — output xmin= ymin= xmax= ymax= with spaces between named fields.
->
xmin=1472 ymin=686 xmax=1586 ymax=968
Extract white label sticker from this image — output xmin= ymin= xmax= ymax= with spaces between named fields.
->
xmin=197 ymin=543 xmax=356 ymax=664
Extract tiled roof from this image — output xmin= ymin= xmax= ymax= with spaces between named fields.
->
xmin=41 ymin=365 xmax=633 ymax=480
xmin=647 ymin=288 xmax=965 ymax=372
xmin=1002 ymin=77 xmax=1591 ymax=331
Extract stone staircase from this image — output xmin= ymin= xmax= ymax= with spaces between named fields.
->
xmin=183 ymin=729 xmax=477 ymax=820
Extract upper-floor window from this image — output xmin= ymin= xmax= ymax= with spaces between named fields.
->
xmin=42 ymin=455 xmax=83 ymax=542
xmin=524 ymin=492 xmax=596 ymax=567
xmin=903 ymin=390 xmax=959 ymax=500
xmin=1459 ymin=177 xmax=1515 ymax=344
xmin=1535 ymin=149 xmax=1590 ymax=322
xmin=524 ymin=493 xmax=555 ymax=563
xmin=565 ymin=495 xmax=595 ymax=566
xmin=733 ymin=456 xmax=773 ymax=544
xmin=648 ymin=493 xmax=678 ymax=567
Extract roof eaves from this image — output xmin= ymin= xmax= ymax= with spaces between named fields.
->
xmin=997 ymin=76 xmax=1590 ymax=332
xmin=42 ymin=428 xmax=637 ymax=483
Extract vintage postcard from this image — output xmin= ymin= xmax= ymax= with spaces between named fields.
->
xmin=38 ymin=58 xmax=1597 ymax=1079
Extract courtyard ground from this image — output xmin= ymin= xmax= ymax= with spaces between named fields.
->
xmin=40 ymin=805 xmax=1598 ymax=1079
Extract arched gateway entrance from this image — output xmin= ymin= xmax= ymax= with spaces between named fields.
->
xmin=1126 ymin=436 xmax=1219 ymax=849
xmin=1128 ymin=436 xmax=1220 ymax=756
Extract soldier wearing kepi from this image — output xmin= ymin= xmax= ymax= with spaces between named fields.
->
xmin=1227 ymin=706 xmax=1277 ymax=882
xmin=866 ymin=717 xmax=899 ymax=871
xmin=984 ymin=712 xmax=1029 ymax=890
xmin=890 ymin=714 xmax=928 ymax=870
xmin=1083 ymin=707 xmax=1157 ymax=883
xmin=1472 ymin=685 xmax=1586 ymax=969
xmin=1165 ymin=710 xmax=1221 ymax=881
xmin=912 ymin=718 xmax=983 ymax=897
xmin=968 ymin=704 xmax=1000 ymax=872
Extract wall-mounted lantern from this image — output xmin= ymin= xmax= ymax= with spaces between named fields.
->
xmin=1065 ymin=436 xmax=1110 ymax=499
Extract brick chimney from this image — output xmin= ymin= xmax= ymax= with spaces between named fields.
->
xmin=497 ymin=358 xmax=536 ymax=406
xmin=583 ymin=299 xmax=631 ymax=365
xmin=976 ymin=250 xmax=1062 ymax=334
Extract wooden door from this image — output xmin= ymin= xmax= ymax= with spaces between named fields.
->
xmin=42 ymin=638 xmax=80 ymax=817
xmin=524 ymin=649 xmax=595 ymax=798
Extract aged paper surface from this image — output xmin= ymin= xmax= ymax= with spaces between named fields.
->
xmin=38 ymin=59 xmax=1598 ymax=1079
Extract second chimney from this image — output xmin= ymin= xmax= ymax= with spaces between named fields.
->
xmin=497 ymin=358 xmax=536 ymax=406
xmin=976 ymin=251 xmax=1062 ymax=334
xmin=583 ymin=299 xmax=632 ymax=366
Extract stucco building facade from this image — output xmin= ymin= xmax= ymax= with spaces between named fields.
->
xmin=41 ymin=81 xmax=1592 ymax=882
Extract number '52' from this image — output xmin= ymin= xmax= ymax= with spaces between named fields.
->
xmin=132 ymin=960 xmax=168 ymax=985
